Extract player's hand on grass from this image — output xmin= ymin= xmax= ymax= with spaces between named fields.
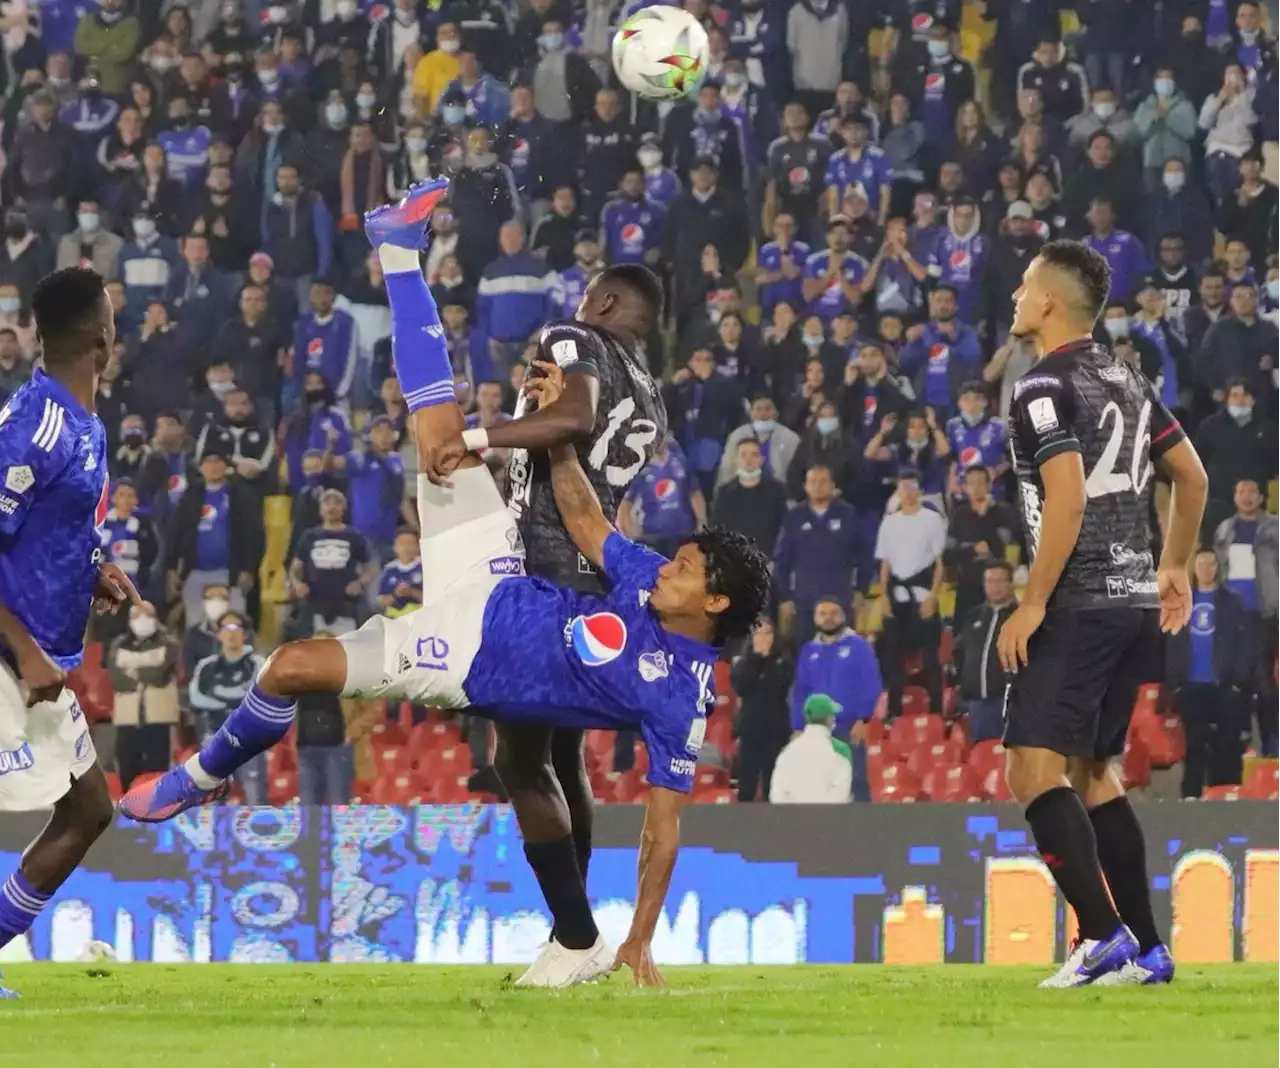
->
xmin=1156 ymin=567 xmax=1193 ymax=635
xmin=997 ymin=601 xmax=1045 ymax=672
xmin=613 ymin=939 xmax=664 ymax=987
xmin=422 ymin=435 xmax=469 ymax=486
xmin=16 ymin=641 xmax=65 ymax=707
xmin=523 ymin=359 xmax=565 ymax=408
xmin=93 ymin=563 xmax=143 ymax=615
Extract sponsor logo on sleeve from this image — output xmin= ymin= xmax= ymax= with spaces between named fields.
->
xmin=4 ymin=465 xmax=33 ymax=494
xmin=0 ymin=494 xmax=19 ymax=515
xmin=1027 ymin=397 xmax=1058 ymax=433
xmin=551 ymin=339 xmax=579 ymax=367
xmin=74 ymin=730 xmax=91 ymax=761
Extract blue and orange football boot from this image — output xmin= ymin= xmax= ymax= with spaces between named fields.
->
xmin=119 ymin=765 xmax=231 ymax=824
xmin=363 ymin=177 xmax=450 ymax=251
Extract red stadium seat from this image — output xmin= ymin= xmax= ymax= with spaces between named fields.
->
xmin=922 ymin=763 xmax=983 ymax=803
xmin=899 ymin=686 xmax=932 ymax=718
xmin=370 ymin=721 xmax=406 ymax=748
xmin=584 ymin=730 xmax=615 ymax=772
xmin=633 ymin=741 xmax=649 ymax=776
xmin=372 ymin=743 xmax=412 ymax=778
xmin=268 ymin=771 xmax=298 ymax=806
xmin=875 ymin=764 xmax=921 ymax=802
xmin=967 ymin=739 xmax=1005 ymax=780
xmin=696 ymin=766 xmax=730 ymax=790
xmin=1131 ymin=683 xmax=1164 ymax=719
xmin=1120 ymin=733 xmax=1152 ymax=791
xmin=694 ymin=786 xmax=735 ymax=804
xmin=1201 ymin=785 xmax=1242 ymax=801
xmin=369 ymin=774 xmax=420 ymax=805
xmin=904 ymin=742 xmax=948 ymax=779
xmin=605 ymin=770 xmax=645 ymax=803
xmin=1242 ymin=762 xmax=1279 ymax=800
xmin=938 ymin=627 xmax=954 ymax=664
xmin=889 ymin=712 xmax=946 ymax=751
xmin=865 ymin=742 xmax=900 ymax=791
xmin=938 ymin=731 xmax=968 ymax=764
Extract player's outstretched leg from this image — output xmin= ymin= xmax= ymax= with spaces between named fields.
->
xmin=1088 ymin=769 xmax=1174 ymax=986
xmin=0 ymin=767 xmax=113 ymax=993
xmin=121 ymin=640 xmax=348 ymax=821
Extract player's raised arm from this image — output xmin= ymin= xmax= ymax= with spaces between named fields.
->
xmin=614 ymin=785 xmax=686 ymax=986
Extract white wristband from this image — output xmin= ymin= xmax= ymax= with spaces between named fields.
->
xmin=461 ymin=427 xmax=489 ymax=452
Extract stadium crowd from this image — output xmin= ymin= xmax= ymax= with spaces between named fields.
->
xmin=0 ymin=0 xmax=1275 ymax=806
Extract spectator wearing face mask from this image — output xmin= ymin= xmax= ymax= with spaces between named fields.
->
xmin=73 ymin=0 xmax=140 ymax=95
xmin=945 ymin=383 xmax=1007 ymax=493
xmin=774 ymin=464 xmax=860 ymax=647
xmin=1065 ymin=87 xmax=1142 ymax=169
xmin=786 ymin=601 xmax=881 ymax=800
xmin=156 ymin=93 xmax=212 ymax=188
xmin=924 ymin=201 xmax=988 ymax=327
xmin=119 ymin=210 xmax=178 ymax=331
xmin=1132 ymin=68 xmax=1199 ymax=191
xmin=449 ymin=126 xmax=521 ymax=282
xmin=441 ymin=47 xmax=513 ymax=129
xmin=710 ymin=437 xmax=789 ymax=562
xmin=0 ymin=329 xmax=30 ymax=402
xmin=718 ymin=395 xmax=799 ymax=488
xmin=107 ymin=602 xmax=180 ymax=792
xmin=1195 ymin=382 xmax=1277 ymax=537
xmin=666 ymin=83 xmax=745 ymax=194
xmin=549 ymin=229 xmax=606 ymax=325
xmin=896 ymin=24 xmax=976 ymax=147
xmin=55 ymin=198 xmax=122 ymax=280
xmin=285 ymin=372 xmax=351 ymax=491
xmin=1146 ymin=165 xmax=1214 ymax=269
xmin=787 ymin=401 xmax=859 ymax=500
xmin=0 ymin=284 xmax=36 ymax=361
xmin=1198 ymin=62 xmax=1257 ymax=202
xmin=412 ymin=21 xmax=463 ymax=118
xmin=1218 ymin=152 xmax=1278 ymax=277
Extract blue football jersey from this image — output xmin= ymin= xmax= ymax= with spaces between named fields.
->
xmin=465 ymin=534 xmax=717 ymax=792
xmin=0 ymin=371 xmax=108 ymax=669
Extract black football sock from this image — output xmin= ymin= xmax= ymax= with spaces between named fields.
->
xmin=1090 ymin=796 xmax=1162 ymax=953
xmin=1025 ymin=786 xmax=1122 ymax=941
xmin=524 ymin=836 xmax=599 ymax=951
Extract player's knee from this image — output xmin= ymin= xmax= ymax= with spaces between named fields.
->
xmin=59 ymin=770 xmax=113 ymax=840
xmin=257 ymin=642 xmax=318 ymax=702
xmin=495 ymin=743 xmax=553 ymax=793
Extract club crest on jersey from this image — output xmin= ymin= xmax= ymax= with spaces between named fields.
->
xmin=566 ymin=612 xmax=627 ymax=667
xmin=4 ymin=465 xmax=33 ymax=494
xmin=638 ymin=650 xmax=669 ymax=682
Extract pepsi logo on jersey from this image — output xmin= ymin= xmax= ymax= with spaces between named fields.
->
xmin=567 ymin=612 xmax=627 ymax=667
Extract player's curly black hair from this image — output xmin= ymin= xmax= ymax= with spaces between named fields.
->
xmin=599 ymin=263 xmax=664 ymax=328
xmin=691 ymin=526 xmax=772 ymax=647
xmin=31 ymin=266 xmax=107 ymax=364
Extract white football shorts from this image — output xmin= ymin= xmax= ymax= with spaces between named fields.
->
xmin=0 ymin=657 xmax=97 ymax=811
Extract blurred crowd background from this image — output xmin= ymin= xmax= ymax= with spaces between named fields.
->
xmin=2 ymin=0 xmax=1276 ymax=806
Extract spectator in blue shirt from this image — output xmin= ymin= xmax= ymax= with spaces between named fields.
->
xmin=801 ymin=215 xmax=869 ymax=323
xmin=377 ymin=528 xmax=424 ymax=619
xmin=774 ymin=464 xmax=860 ymax=648
xmin=476 ymin=220 xmax=558 ymax=375
xmin=119 ymin=211 xmax=179 ymax=331
xmin=789 ymin=597 xmax=882 ymax=801
xmin=945 ymin=382 xmax=1008 ymax=497
xmin=755 ymin=212 xmax=809 ymax=320
xmin=1167 ymin=549 xmax=1255 ymax=796
xmin=291 ymin=278 xmax=357 ymax=405
xmin=618 ymin=437 xmax=707 ymax=560
xmin=1082 ymin=196 xmax=1151 ymax=303
xmin=345 ymin=416 xmax=406 ymax=564
xmin=284 ymin=372 xmax=352 ymax=490
xmin=824 ymin=114 xmax=891 ymax=226
xmin=156 ymin=92 xmax=212 ymax=186
xmin=164 ymin=232 xmax=232 ymax=369
xmin=600 ymin=167 xmax=666 ymax=267
xmin=897 ymin=285 xmax=982 ymax=423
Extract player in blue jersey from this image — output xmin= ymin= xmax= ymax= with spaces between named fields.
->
xmin=123 ymin=180 xmax=771 ymax=987
xmin=0 ymin=268 xmax=142 ymax=994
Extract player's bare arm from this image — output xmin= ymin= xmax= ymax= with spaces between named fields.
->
xmin=997 ymin=450 xmax=1086 ymax=671
xmin=420 ymin=371 xmax=600 ymax=485
xmin=615 ymin=784 xmax=686 ymax=986
xmin=1153 ymin=438 xmax=1209 ymax=635
xmin=0 ymin=598 xmax=64 ymax=706
xmin=547 ymin=439 xmax=614 ymax=570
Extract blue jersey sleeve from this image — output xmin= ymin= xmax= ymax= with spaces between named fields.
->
xmin=602 ymin=532 xmax=664 ymax=603
xmin=641 ymin=659 xmax=714 ymax=794
xmin=0 ymin=395 xmax=62 ymax=537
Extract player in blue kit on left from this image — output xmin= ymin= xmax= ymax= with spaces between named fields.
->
xmin=124 ymin=180 xmax=771 ymax=987
xmin=0 ymin=268 xmax=142 ymax=995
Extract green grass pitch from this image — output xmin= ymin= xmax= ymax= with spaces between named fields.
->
xmin=0 ymin=964 xmax=1274 ymax=1068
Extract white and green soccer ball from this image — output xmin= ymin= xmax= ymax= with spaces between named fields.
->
xmin=612 ymin=6 xmax=710 ymax=102
xmin=77 ymin=940 xmax=117 ymax=964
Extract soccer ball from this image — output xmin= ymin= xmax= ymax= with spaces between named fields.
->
xmin=77 ymin=940 xmax=117 ymax=964
xmin=612 ymin=6 xmax=710 ymax=102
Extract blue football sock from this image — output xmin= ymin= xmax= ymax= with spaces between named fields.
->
xmin=379 ymin=245 xmax=454 ymax=412
xmin=0 ymin=871 xmax=51 ymax=949
xmin=192 ymin=684 xmax=297 ymax=784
